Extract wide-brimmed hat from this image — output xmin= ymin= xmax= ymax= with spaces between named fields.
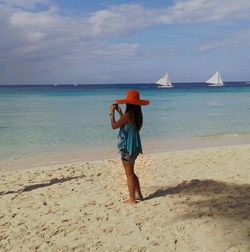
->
xmin=116 ymin=90 xmax=150 ymax=106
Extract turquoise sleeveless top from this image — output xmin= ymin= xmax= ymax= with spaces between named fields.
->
xmin=117 ymin=123 xmax=143 ymax=155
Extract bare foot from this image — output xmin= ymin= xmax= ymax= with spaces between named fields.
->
xmin=123 ymin=199 xmax=137 ymax=204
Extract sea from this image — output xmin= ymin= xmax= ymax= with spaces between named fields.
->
xmin=1 ymin=82 xmax=250 ymax=170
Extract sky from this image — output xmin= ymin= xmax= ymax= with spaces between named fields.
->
xmin=0 ymin=0 xmax=250 ymax=84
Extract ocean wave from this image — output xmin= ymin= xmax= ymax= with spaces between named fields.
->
xmin=208 ymin=102 xmax=223 ymax=107
xmin=196 ymin=133 xmax=250 ymax=139
xmin=0 ymin=126 xmax=8 ymax=129
xmin=207 ymin=113 xmax=220 ymax=116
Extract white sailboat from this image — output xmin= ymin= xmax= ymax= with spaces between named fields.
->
xmin=155 ymin=72 xmax=174 ymax=88
xmin=206 ymin=71 xmax=224 ymax=87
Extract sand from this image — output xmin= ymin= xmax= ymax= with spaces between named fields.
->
xmin=0 ymin=145 xmax=249 ymax=251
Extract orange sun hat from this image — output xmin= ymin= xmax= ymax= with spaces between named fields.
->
xmin=116 ymin=90 xmax=150 ymax=106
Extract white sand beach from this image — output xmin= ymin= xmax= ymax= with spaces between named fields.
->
xmin=0 ymin=145 xmax=250 ymax=251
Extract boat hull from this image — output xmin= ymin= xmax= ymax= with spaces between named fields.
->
xmin=208 ymin=84 xmax=224 ymax=87
xmin=157 ymin=85 xmax=174 ymax=88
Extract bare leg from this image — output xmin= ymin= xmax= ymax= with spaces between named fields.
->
xmin=134 ymin=174 xmax=143 ymax=200
xmin=122 ymin=161 xmax=137 ymax=204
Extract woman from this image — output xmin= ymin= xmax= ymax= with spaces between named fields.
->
xmin=109 ymin=90 xmax=150 ymax=204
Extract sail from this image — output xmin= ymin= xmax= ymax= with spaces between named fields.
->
xmin=155 ymin=72 xmax=173 ymax=87
xmin=206 ymin=71 xmax=224 ymax=86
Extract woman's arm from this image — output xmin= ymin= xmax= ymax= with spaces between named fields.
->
xmin=109 ymin=105 xmax=129 ymax=129
xmin=116 ymin=104 xmax=123 ymax=118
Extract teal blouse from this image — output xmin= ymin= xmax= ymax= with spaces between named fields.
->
xmin=117 ymin=123 xmax=143 ymax=155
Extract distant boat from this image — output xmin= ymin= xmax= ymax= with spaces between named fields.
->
xmin=206 ymin=71 xmax=224 ymax=87
xmin=155 ymin=72 xmax=174 ymax=88
xmin=245 ymin=81 xmax=250 ymax=84
xmin=74 ymin=84 xmax=78 ymax=86
xmin=54 ymin=84 xmax=58 ymax=86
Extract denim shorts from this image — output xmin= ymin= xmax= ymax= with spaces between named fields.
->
xmin=120 ymin=149 xmax=139 ymax=163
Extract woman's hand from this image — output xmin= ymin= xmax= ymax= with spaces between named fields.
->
xmin=109 ymin=104 xmax=115 ymax=115
xmin=116 ymin=104 xmax=123 ymax=115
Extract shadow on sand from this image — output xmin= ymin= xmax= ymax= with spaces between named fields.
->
xmin=144 ymin=179 xmax=250 ymax=221
xmin=144 ymin=179 xmax=250 ymax=248
xmin=0 ymin=174 xmax=86 ymax=196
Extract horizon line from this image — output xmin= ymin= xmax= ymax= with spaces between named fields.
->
xmin=0 ymin=81 xmax=249 ymax=86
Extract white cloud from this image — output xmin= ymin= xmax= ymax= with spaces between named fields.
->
xmin=0 ymin=2 xmax=142 ymax=84
xmin=1 ymin=0 xmax=250 ymax=84
xmin=0 ymin=0 xmax=49 ymax=10
xmin=87 ymin=4 xmax=153 ymax=38
xmin=199 ymin=29 xmax=250 ymax=52
xmin=86 ymin=0 xmax=250 ymax=38
xmin=10 ymin=9 xmax=58 ymax=29
xmin=161 ymin=0 xmax=250 ymax=23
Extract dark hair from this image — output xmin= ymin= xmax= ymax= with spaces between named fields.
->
xmin=125 ymin=103 xmax=143 ymax=131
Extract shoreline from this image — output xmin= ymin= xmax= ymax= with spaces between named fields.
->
xmin=1 ymin=134 xmax=250 ymax=172
xmin=0 ymin=142 xmax=250 ymax=175
xmin=0 ymin=144 xmax=249 ymax=251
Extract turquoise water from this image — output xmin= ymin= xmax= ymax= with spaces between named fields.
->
xmin=1 ymin=84 xmax=250 ymax=167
